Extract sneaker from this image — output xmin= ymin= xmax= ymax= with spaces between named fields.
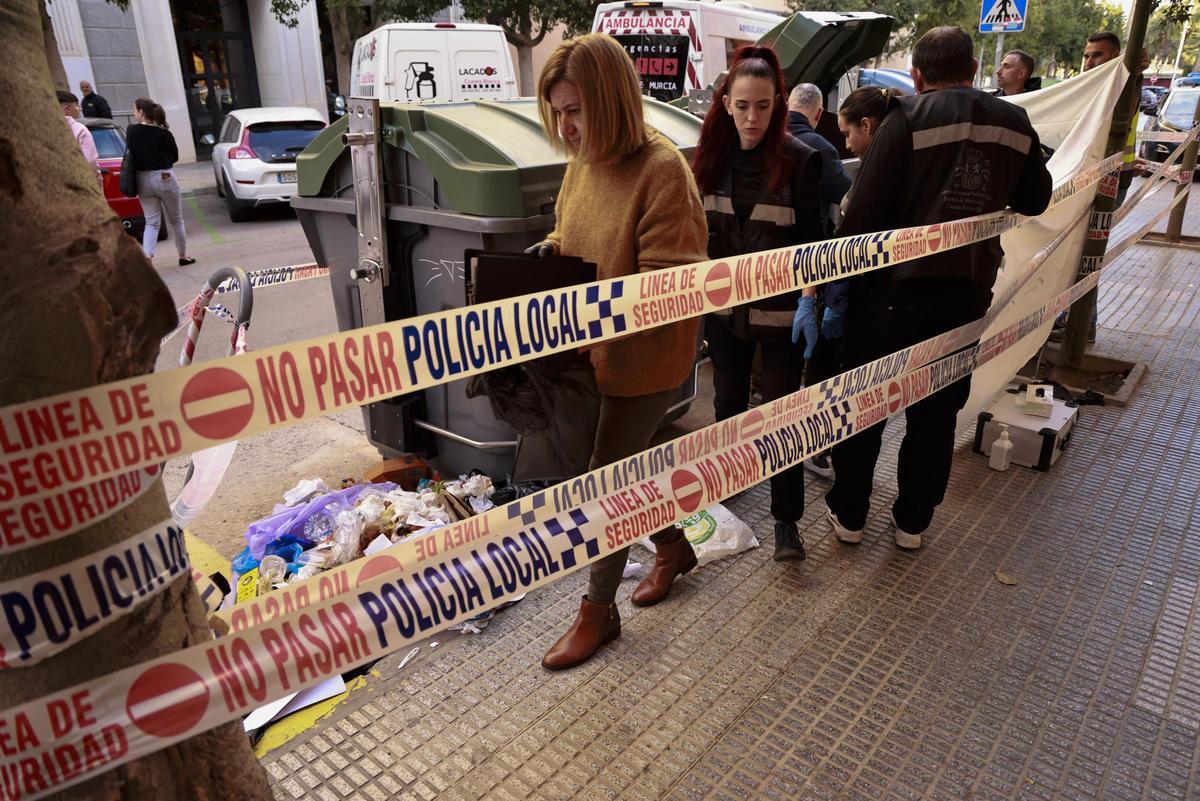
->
xmin=804 ymin=452 xmax=835 ymax=480
xmin=889 ymin=512 xmax=922 ymax=550
xmin=773 ymin=521 xmax=806 ymax=561
xmin=826 ymin=508 xmax=863 ymax=544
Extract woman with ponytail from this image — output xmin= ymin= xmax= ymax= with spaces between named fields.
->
xmin=692 ymin=45 xmax=825 ymax=562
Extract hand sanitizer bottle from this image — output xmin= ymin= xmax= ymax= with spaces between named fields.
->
xmin=989 ymin=425 xmax=1013 ymax=471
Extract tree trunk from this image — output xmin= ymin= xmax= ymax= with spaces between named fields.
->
xmin=39 ymin=0 xmax=69 ymax=93
xmin=329 ymin=3 xmax=353 ymax=95
xmin=517 ymin=44 xmax=535 ymax=96
xmin=0 ymin=3 xmax=274 ymax=800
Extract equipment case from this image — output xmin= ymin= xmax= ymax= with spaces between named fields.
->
xmin=973 ymin=390 xmax=1079 ymax=471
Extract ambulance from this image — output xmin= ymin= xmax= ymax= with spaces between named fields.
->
xmin=593 ymin=1 xmax=785 ymax=102
xmin=349 ymin=23 xmax=519 ymax=103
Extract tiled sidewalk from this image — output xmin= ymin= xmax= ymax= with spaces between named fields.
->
xmin=262 ymin=186 xmax=1200 ymax=801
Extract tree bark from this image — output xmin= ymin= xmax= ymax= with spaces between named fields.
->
xmin=39 ymin=0 xmax=69 ymax=93
xmin=517 ymin=44 xmax=535 ymax=96
xmin=329 ymin=3 xmax=353 ymax=95
xmin=0 ymin=2 xmax=274 ymax=799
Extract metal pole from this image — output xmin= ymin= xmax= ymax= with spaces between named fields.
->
xmin=1165 ymin=94 xmax=1200 ymax=241
xmin=1173 ymin=18 xmax=1190 ymax=77
xmin=1060 ymin=0 xmax=1154 ymax=367
xmin=993 ymin=32 xmax=1006 ymax=90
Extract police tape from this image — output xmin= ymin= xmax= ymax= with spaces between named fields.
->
xmin=1114 ymin=124 xmax=1198 ymax=228
xmin=206 ymin=204 xmax=1094 ymax=637
xmin=0 ymin=468 xmax=160 ymax=556
xmin=160 ymin=264 xmax=328 ymax=349
xmin=0 ymin=153 xmax=1123 ymax=508
xmin=1135 ymin=129 xmax=1195 ymax=144
xmin=0 ymin=520 xmax=187 ymax=668
xmin=0 ymin=184 xmax=1182 ymax=800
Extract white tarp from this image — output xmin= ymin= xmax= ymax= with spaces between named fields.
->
xmin=959 ymin=59 xmax=1129 ymax=425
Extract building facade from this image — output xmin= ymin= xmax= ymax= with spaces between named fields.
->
xmin=48 ymin=0 xmax=327 ymax=164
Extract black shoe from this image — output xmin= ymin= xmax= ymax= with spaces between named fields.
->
xmin=773 ymin=521 xmax=806 ymax=561
xmin=179 ymin=256 xmax=196 ymax=266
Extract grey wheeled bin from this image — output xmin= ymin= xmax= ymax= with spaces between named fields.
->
xmin=292 ymin=98 xmax=704 ymax=479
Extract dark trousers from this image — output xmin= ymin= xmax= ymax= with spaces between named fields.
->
xmin=705 ymin=314 xmax=805 ymax=522
xmin=586 ymin=389 xmax=682 ymax=605
xmin=826 ymin=278 xmax=992 ymax=534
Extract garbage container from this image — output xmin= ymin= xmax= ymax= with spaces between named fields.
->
xmin=292 ymin=97 xmax=703 ymax=478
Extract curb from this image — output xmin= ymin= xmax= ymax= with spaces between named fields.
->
xmin=182 ymin=187 xmax=219 ymax=198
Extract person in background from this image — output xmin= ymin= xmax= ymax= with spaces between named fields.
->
xmin=57 ymin=91 xmax=99 ymax=178
xmin=993 ymin=50 xmax=1040 ymax=97
xmin=79 ymin=80 xmax=112 ymax=119
xmin=802 ymin=85 xmax=896 ymax=482
xmin=128 ymin=98 xmax=194 ymax=265
xmin=526 ymin=33 xmax=709 ymax=670
xmin=1050 ymin=30 xmax=1148 ymax=342
xmin=692 ymin=46 xmax=825 ymax=562
xmin=786 ymin=82 xmax=852 ymax=234
xmin=825 ymin=26 xmax=1051 ymax=551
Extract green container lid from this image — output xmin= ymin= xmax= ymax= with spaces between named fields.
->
xmin=758 ymin=11 xmax=894 ymax=94
xmin=297 ymin=97 xmax=701 ymax=218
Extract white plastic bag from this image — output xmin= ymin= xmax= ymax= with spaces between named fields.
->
xmin=642 ymin=503 xmax=758 ymax=566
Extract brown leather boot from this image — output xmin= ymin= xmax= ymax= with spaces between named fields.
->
xmin=631 ymin=536 xmax=698 ymax=607
xmin=542 ymin=596 xmax=621 ymax=670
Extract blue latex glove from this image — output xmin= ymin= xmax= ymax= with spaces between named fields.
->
xmin=822 ymin=307 xmax=844 ymax=340
xmin=791 ymin=296 xmax=817 ymax=360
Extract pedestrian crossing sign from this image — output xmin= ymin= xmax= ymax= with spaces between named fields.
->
xmin=979 ymin=0 xmax=1027 ymax=32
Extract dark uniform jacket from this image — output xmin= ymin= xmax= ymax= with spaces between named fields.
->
xmin=993 ymin=76 xmax=1043 ymax=97
xmin=838 ymin=86 xmax=1052 ymax=290
xmin=704 ymin=134 xmax=825 ymax=339
xmin=786 ymin=111 xmax=852 ymax=232
xmin=81 ymin=92 xmax=112 ymax=119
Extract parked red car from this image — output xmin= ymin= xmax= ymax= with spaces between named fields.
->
xmin=82 ymin=117 xmax=164 ymax=242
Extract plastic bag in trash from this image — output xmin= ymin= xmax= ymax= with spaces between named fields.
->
xmin=244 ymin=483 xmax=395 ymax=559
xmin=643 ymin=504 xmax=758 ymax=566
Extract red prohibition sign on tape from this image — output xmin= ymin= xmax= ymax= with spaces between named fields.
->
xmin=180 ymin=367 xmax=255 ymax=440
xmin=926 ymin=224 xmax=943 ymax=253
xmin=125 ymin=662 xmax=209 ymax=738
xmin=704 ymin=262 xmax=732 ymax=307
xmin=356 ymin=554 xmax=403 ymax=586
xmin=887 ymin=382 xmax=903 ymax=415
xmin=739 ymin=408 xmax=764 ymax=441
xmin=670 ymin=468 xmax=705 ymax=514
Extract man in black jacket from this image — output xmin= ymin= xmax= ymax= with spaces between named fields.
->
xmin=993 ymin=50 xmax=1041 ymax=96
xmin=79 ymin=80 xmax=112 ymax=119
xmin=825 ymin=26 xmax=1053 ymax=550
xmin=787 ymin=83 xmax=852 ymax=234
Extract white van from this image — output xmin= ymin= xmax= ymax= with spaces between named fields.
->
xmin=593 ymin=0 xmax=784 ymax=102
xmin=349 ymin=23 xmax=518 ymax=103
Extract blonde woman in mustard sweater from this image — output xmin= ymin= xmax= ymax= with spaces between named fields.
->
xmin=526 ymin=33 xmax=709 ymax=671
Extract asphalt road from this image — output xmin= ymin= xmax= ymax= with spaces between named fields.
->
xmin=151 ymin=193 xmax=381 ymax=560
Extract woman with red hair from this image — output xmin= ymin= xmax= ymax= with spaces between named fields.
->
xmin=692 ymin=46 xmax=825 ymax=561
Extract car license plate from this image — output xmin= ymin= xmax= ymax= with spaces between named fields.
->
xmin=278 ymin=172 xmax=298 ymax=183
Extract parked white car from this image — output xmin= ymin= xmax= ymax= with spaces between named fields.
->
xmin=212 ymin=107 xmax=327 ymax=222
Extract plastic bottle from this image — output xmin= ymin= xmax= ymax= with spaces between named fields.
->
xmin=989 ymin=425 xmax=1013 ymax=471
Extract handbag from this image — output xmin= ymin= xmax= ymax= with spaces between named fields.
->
xmin=118 ymin=143 xmax=137 ymax=197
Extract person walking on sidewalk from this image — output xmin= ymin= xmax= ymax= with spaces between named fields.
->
xmin=128 ymin=98 xmax=194 ymax=265
xmin=691 ymin=46 xmax=826 ymax=562
xmin=825 ymin=26 xmax=1051 ymax=551
xmin=526 ymin=34 xmax=709 ymax=670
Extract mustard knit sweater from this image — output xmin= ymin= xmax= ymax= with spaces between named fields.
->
xmin=547 ymin=129 xmax=708 ymax=397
